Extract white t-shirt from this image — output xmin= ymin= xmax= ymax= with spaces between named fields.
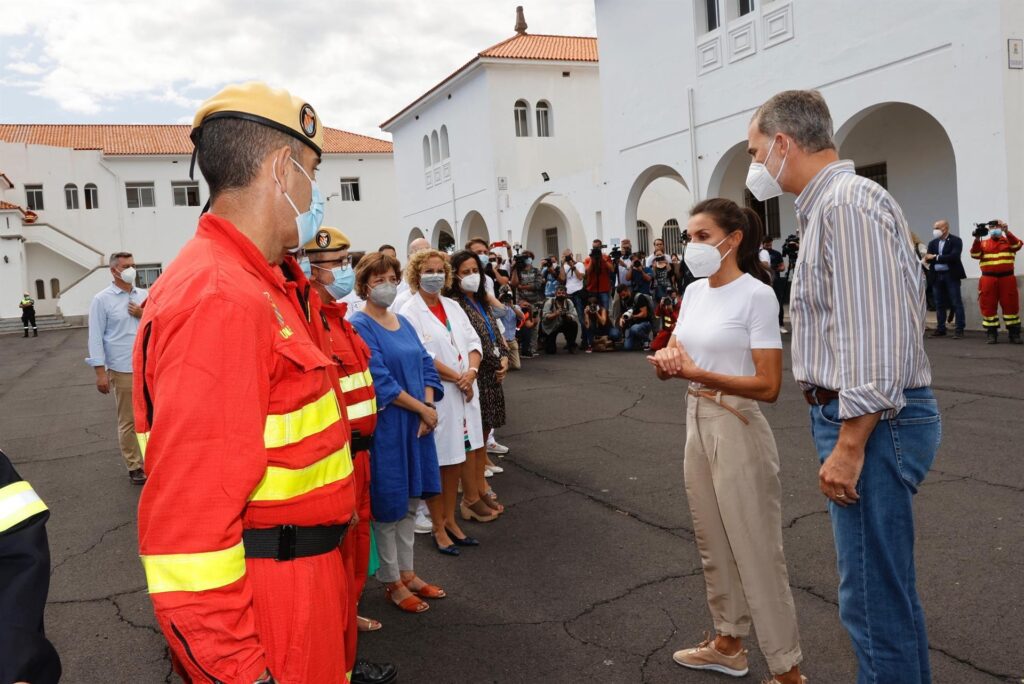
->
xmin=564 ymin=261 xmax=586 ymax=295
xmin=672 ymin=273 xmax=781 ymax=377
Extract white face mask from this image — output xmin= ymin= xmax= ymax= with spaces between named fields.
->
xmin=932 ymin=229 xmax=943 ymax=240
xmin=460 ymin=273 xmax=481 ymax=293
xmin=745 ymin=137 xmax=788 ymax=202
xmin=684 ymin=237 xmax=732 ymax=279
xmin=118 ymin=266 xmax=137 ymax=285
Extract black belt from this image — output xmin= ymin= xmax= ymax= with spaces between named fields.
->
xmin=983 ymin=271 xmax=1015 ymax=278
xmin=803 ymin=386 xmax=840 ymax=406
xmin=242 ymin=524 xmax=347 ymax=561
xmin=351 ymin=434 xmax=373 ymax=452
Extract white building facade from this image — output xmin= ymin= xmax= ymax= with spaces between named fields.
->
xmin=594 ymin=0 xmax=1023 ymax=327
xmin=0 ymin=125 xmax=397 ymax=320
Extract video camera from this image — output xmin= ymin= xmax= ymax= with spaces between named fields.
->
xmin=609 ymin=244 xmax=622 ymax=261
xmin=973 ymin=220 xmax=1000 ymax=238
xmin=782 ymin=234 xmax=800 ymax=258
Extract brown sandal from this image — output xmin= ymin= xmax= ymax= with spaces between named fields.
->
xmin=384 ymin=584 xmax=429 ymax=613
xmin=461 ymin=498 xmax=499 ymax=522
xmin=403 ymin=578 xmax=446 ymax=599
xmin=483 ymin=489 xmax=505 ymax=513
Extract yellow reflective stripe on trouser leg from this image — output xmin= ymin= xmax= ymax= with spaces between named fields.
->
xmin=264 ymin=391 xmax=342 ymax=449
xmin=345 ymin=397 xmax=377 ymax=421
xmin=141 ymin=541 xmax=246 ymax=594
xmin=248 ymin=445 xmax=354 ymax=502
xmin=137 ymin=432 xmax=150 ymax=460
xmin=0 ymin=481 xmax=48 ymax=533
xmin=339 ymin=369 xmax=372 ymax=393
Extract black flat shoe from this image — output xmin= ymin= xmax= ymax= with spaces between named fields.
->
xmin=351 ymin=659 xmax=398 ymax=684
xmin=445 ymin=527 xmax=480 ymax=546
xmin=432 ymin=534 xmax=460 ymax=556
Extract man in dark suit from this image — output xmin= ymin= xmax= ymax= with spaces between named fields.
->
xmin=925 ymin=219 xmax=966 ymax=338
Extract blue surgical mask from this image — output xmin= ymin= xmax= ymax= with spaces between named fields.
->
xmin=277 ymin=158 xmax=324 ymax=252
xmin=989 ymin=229 xmax=1003 ymax=239
xmin=299 ymin=257 xmax=312 ymax=278
xmin=316 ymin=263 xmax=355 ymax=300
xmin=525 ymin=258 xmax=533 ymax=266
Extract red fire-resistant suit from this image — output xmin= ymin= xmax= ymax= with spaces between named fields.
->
xmin=971 ymin=229 xmax=1022 ymax=330
xmin=315 ymin=299 xmax=377 ymax=674
xmin=133 ymin=214 xmax=356 ymax=684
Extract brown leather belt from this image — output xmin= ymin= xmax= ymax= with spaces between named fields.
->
xmin=803 ymin=386 xmax=840 ymax=406
xmin=687 ymin=387 xmax=750 ymax=425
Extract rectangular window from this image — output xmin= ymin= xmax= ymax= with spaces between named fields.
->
xmin=705 ymin=0 xmax=720 ymax=31
xmin=65 ymin=186 xmax=79 ymax=210
xmin=126 ymin=182 xmax=156 ymax=209
xmin=84 ymin=185 xmax=99 ymax=209
xmin=339 ymin=178 xmax=361 ymax=202
xmin=744 ymin=190 xmax=781 ymax=239
xmin=172 ymin=181 xmax=201 ymax=207
xmin=135 ymin=264 xmax=163 ymax=289
xmin=739 ymin=0 xmax=754 ymax=16
xmin=855 ymin=163 xmax=888 ymax=190
xmin=25 ymin=184 xmax=44 ymax=211
xmin=544 ymin=228 xmax=559 ymax=258
xmin=536 ymin=107 xmax=551 ymax=137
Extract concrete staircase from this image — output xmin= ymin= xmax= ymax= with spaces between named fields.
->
xmin=0 ymin=314 xmax=74 ymax=335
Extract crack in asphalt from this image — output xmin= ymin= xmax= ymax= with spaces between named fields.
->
xmin=783 ymin=508 xmax=828 ymax=529
xmin=0 ymin=330 xmax=77 ymax=402
xmin=924 ymin=469 xmax=1024 ymax=494
xmin=50 ymin=519 xmax=134 ymax=576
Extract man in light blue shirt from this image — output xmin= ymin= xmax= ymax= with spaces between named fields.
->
xmin=86 ymin=252 xmax=148 ymax=484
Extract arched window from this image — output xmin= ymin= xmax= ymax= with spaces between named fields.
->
xmin=64 ymin=183 xmax=79 ymax=210
xmin=84 ymin=183 xmax=99 ymax=209
xmin=636 ymin=221 xmax=651 ymax=254
xmin=661 ymin=219 xmax=682 ymax=255
xmin=50 ymin=278 xmax=60 ymax=298
xmin=35 ymin=279 xmax=46 ymax=300
xmin=422 ymin=136 xmax=431 ymax=169
xmin=430 ymin=131 xmax=440 ymax=164
xmin=514 ymin=100 xmax=530 ymax=137
xmin=439 ymin=125 xmax=450 ymax=159
xmin=536 ymin=101 xmax=552 ymax=137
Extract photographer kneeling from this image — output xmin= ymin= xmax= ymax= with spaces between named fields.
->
xmin=541 ymin=285 xmax=580 ymax=354
xmin=615 ymin=284 xmax=654 ymax=351
xmin=583 ymin=293 xmax=612 ymax=353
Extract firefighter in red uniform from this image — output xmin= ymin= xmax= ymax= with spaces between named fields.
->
xmin=299 ymin=226 xmax=396 ymax=684
xmin=970 ymin=220 xmax=1022 ymax=344
xmin=133 ymin=82 xmax=358 ymax=683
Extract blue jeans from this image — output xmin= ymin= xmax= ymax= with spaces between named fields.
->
xmin=809 ymin=387 xmax=940 ymax=684
xmin=623 ymin=321 xmax=652 ymax=350
xmin=571 ymin=291 xmax=588 ymax=346
xmin=931 ymin=271 xmax=965 ymax=332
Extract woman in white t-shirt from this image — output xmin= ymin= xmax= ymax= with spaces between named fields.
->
xmin=649 ymin=198 xmax=805 ymax=684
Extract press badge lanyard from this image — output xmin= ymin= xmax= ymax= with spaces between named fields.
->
xmin=469 ymin=299 xmax=500 ymax=357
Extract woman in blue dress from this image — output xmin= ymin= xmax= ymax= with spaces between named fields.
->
xmin=350 ymin=252 xmax=446 ymax=614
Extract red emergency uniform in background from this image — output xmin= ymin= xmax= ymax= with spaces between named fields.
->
xmin=134 ymin=213 xmax=356 ymax=683
xmin=971 ymin=229 xmax=1021 ymax=333
xmin=315 ymin=298 xmax=377 ymax=674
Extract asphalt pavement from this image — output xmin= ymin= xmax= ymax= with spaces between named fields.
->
xmin=0 ymin=327 xmax=1021 ymax=683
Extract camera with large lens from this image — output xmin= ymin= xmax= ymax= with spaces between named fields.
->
xmin=621 ymin=308 xmax=634 ymax=322
xmin=973 ymin=223 xmax=993 ymax=238
xmin=512 ymin=253 xmax=530 ymax=269
xmin=609 ymin=245 xmax=622 ymax=261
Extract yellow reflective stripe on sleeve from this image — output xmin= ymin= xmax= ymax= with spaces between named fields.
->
xmin=339 ymin=369 xmax=373 ymax=393
xmin=0 ymin=481 xmax=48 ymax=533
xmin=264 ymin=390 xmax=341 ymax=449
xmin=345 ymin=397 xmax=378 ymax=421
xmin=248 ymin=445 xmax=353 ymax=502
xmin=141 ymin=541 xmax=246 ymax=594
xmin=137 ymin=432 xmax=150 ymax=459
xmin=982 ymin=259 xmax=1016 ymax=267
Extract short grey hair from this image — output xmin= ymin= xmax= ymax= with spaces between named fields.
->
xmin=109 ymin=251 xmax=132 ymax=267
xmin=752 ymin=90 xmax=836 ymax=153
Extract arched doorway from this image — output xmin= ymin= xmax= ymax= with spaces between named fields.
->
xmin=707 ymin=140 xmax=790 ymax=239
xmin=835 ymin=102 xmax=958 ymax=244
xmin=459 ymin=210 xmax=490 ymax=248
xmin=626 ymin=165 xmax=691 ymax=252
xmin=521 ymin=193 xmax=586 ymax=259
xmin=433 ymin=219 xmax=455 ymax=252
xmin=407 ymin=227 xmax=425 ymax=253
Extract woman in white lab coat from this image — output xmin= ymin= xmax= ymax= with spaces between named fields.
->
xmin=400 ymin=250 xmax=493 ymax=554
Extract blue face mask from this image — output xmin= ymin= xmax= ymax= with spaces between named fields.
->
xmin=989 ymin=229 xmax=1003 ymax=239
xmin=525 ymin=258 xmax=533 ymax=267
xmin=316 ymin=264 xmax=355 ymax=300
xmin=299 ymin=257 xmax=312 ymax=278
xmin=277 ymin=158 xmax=324 ymax=252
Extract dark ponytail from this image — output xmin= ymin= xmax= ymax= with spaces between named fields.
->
xmin=689 ymin=198 xmax=772 ymax=285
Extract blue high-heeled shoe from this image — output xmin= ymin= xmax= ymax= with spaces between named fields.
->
xmin=432 ymin=534 xmax=460 ymax=556
xmin=444 ymin=526 xmax=480 ymax=547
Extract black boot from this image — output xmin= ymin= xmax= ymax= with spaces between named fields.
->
xmin=1009 ymin=324 xmax=1022 ymax=345
xmin=986 ymin=328 xmax=998 ymax=345
xmin=23 ymin=329 xmax=28 ymax=338
xmin=32 ymin=328 xmax=38 ymax=337
xmin=351 ymin=659 xmax=397 ymax=684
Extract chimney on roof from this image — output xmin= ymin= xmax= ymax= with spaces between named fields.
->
xmin=514 ymin=6 xmax=528 ymax=35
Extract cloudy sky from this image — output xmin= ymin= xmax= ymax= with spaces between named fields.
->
xmin=0 ymin=1 xmax=596 ymax=139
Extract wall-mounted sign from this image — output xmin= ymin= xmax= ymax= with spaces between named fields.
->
xmin=1010 ymin=38 xmax=1023 ymax=69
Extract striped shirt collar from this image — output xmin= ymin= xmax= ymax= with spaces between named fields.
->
xmin=793 ymin=160 xmax=856 ymax=220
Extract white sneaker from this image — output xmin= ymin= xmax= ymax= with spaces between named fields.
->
xmin=487 ymin=441 xmax=509 ymax=455
xmin=779 ymin=327 xmax=789 ymax=334
xmin=414 ymin=508 xmax=432 ymax=534
xmin=484 ymin=468 xmax=494 ymax=478
xmin=485 ymin=464 xmax=504 ymax=475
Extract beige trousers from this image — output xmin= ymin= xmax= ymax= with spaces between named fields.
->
xmin=506 ymin=338 xmax=521 ymax=370
xmin=684 ymin=392 xmax=802 ymax=675
xmin=107 ymin=370 xmax=143 ymax=471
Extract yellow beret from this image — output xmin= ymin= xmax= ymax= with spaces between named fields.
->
xmin=304 ymin=226 xmax=351 ymax=252
xmin=192 ymin=81 xmax=323 ymax=155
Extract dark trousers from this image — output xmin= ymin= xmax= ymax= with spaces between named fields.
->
xmin=544 ymin=319 xmax=579 ymax=353
xmin=771 ymin=277 xmax=786 ymax=326
xmin=570 ymin=291 xmax=588 ymax=346
xmin=21 ymin=309 xmax=37 ymax=331
xmin=932 ymin=271 xmax=965 ymax=332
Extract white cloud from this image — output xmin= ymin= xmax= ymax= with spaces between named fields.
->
xmin=0 ymin=0 xmax=597 ymax=137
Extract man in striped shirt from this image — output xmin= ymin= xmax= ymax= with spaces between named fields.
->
xmin=747 ymin=90 xmax=940 ymax=684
